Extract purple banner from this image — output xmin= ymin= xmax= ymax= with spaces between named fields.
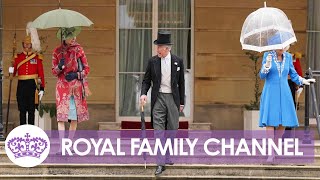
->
xmin=42 ymin=130 xmax=314 ymax=164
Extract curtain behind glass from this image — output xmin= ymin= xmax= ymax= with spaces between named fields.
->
xmin=158 ymin=0 xmax=191 ymax=117
xmin=119 ymin=30 xmax=152 ymax=116
xmin=119 ymin=0 xmax=152 ymax=116
xmin=158 ymin=0 xmax=191 ymax=28
xmin=119 ymin=0 xmax=191 ymax=117
xmin=159 ymin=0 xmax=191 ymax=68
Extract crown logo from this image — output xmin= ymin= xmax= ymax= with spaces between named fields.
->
xmin=7 ymin=133 xmax=48 ymax=159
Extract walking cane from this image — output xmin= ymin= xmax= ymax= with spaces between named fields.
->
xmin=37 ymin=98 xmax=42 ymax=127
xmin=293 ymin=91 xmax=302 ymax=138
xmin=140 ymin=101 xmax=147 ymax=169
xmin=5 ymin=73 xmax=13 ymax=134
xmin=295 ymin=89 xmax=301 ymax=112
xmin=36 ymin=79 xmax=42 ymax=127
xmin=5 ymin=29 xmax=17 ymax=135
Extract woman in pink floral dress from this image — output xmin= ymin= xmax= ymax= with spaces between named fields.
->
xmin=52 ymin=27 xmax=90 ymax=138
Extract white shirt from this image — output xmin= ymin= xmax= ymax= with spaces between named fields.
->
xmin=159 ymin=52 xmax=172 ymax=93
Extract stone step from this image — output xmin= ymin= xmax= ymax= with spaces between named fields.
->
xmin=2 ymin=140 xmax=320 ymax=152
xmin=1 ymin=122 xmax=15 ymax=137
xmin=1 ymin=140 xmax=320 ymax=164
xmin=98 ymin=122 xmax=121 ymax=130
xmin=188 ymin=123 xmax=212 ymax=130
xmin=0 ymin=164 xmax=320 ymax=179
xmin=0 ymin=175 xmax=319 ymax=179
xmin=98 ymin=122 xmax=212 ymax=130
xmin=297 ymin=118 xmax=320 ymax=139
xmin=0 ymin=152 xmax=319 ymax=165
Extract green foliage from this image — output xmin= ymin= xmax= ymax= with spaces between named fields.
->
xmin=244 ymin=51 xmax=262 ymax=110
xmin=39 ymin=103 xmax=56 ymax=118
xmin=37 ymin=35 xmax=54 ymax=118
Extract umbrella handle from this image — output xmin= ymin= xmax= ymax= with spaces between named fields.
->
xmin=295 ymin=92 xmax=301 ymax=111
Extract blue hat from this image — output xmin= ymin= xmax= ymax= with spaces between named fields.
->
xmin=267 ymin=32 xmax=293 ymax=45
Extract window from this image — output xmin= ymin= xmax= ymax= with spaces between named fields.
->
xmin=117 ymin=0 xmax=192 ymax=120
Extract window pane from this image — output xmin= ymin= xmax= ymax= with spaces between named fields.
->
xmin=119 ymin=74 xmax=151 ymax=116
xmin=119 ymin=0 xmax=152 ymax=28
xmin=158 ymin=0 xmax=191 ymax=28
xmin=119 ymin=29 xmax=152 ymax=72
xmin=119 ymin=0 xmax=192 ymax=118
xmin=159 ymin=29 xmax=191 ymax=69
xmin=119 ymin=72 xmax=191 ymax=117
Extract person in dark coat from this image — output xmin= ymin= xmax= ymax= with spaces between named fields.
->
xmin=140 ymin=31 xmax=185 ymax=175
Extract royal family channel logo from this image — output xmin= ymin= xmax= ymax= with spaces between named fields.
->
xmin=5 ymin=125 xmax=50 ymax=167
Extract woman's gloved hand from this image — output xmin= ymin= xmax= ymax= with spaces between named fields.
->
xmin=58 ymin=58 xmax=65 ymax=70
xmin=265 ymin=54 xmax=272 ymax=68
xmin=302 ymin=78 xmax=316 ymax=85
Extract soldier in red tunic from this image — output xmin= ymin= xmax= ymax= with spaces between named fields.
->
xmin=284 ymin=52 xmax=304 ymax=137
xmin=288 ymin=52 xmax=303 ymax=107
xmin=8 ymin=35 xmax=45 ymax=125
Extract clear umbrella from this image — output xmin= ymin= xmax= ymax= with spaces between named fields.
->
xmin=240 ymin=2 xmax=296 ymax=52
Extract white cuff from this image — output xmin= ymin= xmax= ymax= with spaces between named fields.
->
xmin=261 ymin=64 xmax=271 ymax=74
xmin=299 ymin=77 xmax=304 ymax=86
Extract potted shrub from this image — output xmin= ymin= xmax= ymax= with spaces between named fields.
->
xmin=35 ymin=103 xmax=56 ymax=130
xmin=243 ymin=51 xmax=262 ymax=131
xmin=34 ymin=35 xmax=54 ymax=130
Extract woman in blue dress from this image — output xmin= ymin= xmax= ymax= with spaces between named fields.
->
xmin=259 ymin=41 xmax=315 ymax=161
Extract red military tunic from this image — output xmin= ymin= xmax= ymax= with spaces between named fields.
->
xmin=293 ymin=57 xmax=303 ymax=76
xmin=13 ymin=51 xmax=45 ymax=89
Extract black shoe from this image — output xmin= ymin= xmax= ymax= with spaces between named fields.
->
xmin=165 ymin=159 xmax=174 ymax=165
xmin=154 ymin=165 xmax=166 ymax=175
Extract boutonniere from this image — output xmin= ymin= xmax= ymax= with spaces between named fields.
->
xmin=174 ymin=62 xmax=178 ymax=66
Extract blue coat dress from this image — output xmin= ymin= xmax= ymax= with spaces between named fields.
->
xmin=259 ymin=51 xmax=303 ymax=128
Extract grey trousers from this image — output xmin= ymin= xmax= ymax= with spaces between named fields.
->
xmin=153 ymin=93 xmax=179 ymax=165
xmin=153 ymin=93 xmax=179 ymax=130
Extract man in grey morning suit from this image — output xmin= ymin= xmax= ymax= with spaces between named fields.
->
xmin=140 ymin=31 xmax=185 ymax=175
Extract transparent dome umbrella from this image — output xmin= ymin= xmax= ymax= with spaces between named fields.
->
xmin=240 ymin=2 xmax=297 ymax=52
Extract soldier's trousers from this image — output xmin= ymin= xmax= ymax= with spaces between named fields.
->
xmin=16 ymin=79 xmax=36 ymax=125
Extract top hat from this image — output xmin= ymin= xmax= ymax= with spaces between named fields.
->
xmin=57 ymin=27 xmax=81 ymax=40
xmin=153 ymin=31 xmax=173 ymax=45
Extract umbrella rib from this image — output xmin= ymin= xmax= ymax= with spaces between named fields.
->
xmin=272 ymin=10 xmax=283 ymax=48
xmin=259 ymin=8 xmax=267 ymax=48
xmin=242 ymin=26 xmax=291 ymax=39
xmin=241 ymin=13 xmax=255 ymax=42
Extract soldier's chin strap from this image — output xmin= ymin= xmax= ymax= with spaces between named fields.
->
xmin=22 ymin=42 xmax=32 ymax=50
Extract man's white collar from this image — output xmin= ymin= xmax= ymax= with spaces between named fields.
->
xmin=162 ymin=52 xmax=171 ymax=61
